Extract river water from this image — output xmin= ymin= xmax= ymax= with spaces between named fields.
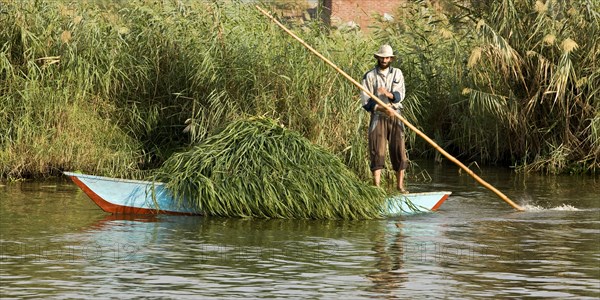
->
xmin=1 ymin=164 xmax=598 ymax=299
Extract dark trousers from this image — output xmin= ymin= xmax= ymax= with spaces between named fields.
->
xmin=368 ymin=115 xmax=408 ymax=172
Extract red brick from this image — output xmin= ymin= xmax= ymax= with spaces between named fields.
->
xmin=323 ymin=0 xmax=405 ymax=30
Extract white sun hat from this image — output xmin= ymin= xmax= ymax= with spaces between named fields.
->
xmin=374 ymin=44 xmax=395 ymax=58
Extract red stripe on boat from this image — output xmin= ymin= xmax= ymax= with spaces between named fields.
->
xmin=431 ymin=194 xmax=450 ymax=211
xmin=69 ymin=176 xmax=197 ymax=216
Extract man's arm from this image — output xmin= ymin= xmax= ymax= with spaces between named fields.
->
xmin=389 ymin=69 xmax=406 ymax=105
xmin=361 ymin=72 xmax=377 ymax=112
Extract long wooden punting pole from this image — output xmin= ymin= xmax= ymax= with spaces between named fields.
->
xmin=256 ymin=6 xmax=524 ymax=211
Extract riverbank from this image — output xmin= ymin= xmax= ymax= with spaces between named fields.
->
xmin=1 ymin=1 xmax=597 ymax=180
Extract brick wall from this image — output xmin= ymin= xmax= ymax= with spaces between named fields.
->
xmin=323 ymin=0 xmax=405 ymax=30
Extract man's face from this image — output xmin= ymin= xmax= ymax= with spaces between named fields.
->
xmin=377 ymin=56 xmax=393 ymax=69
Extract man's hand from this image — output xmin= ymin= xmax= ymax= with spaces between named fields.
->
xmin=375 ymin=103 xmax=396 ymax=118
xmin=377 ymin=87 xmax=392 ymax=99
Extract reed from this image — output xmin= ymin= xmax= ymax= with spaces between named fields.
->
xmin=0 ymin=1 xmax=144 ymax=179
xmin=466 ymin=0 xmax=598 ymax=174
xmin=375 ymin=0 xmax=599 ymax=174
xmin=0 ymin=0 xmax=384 ymax=180
xmin=153 ymin=117 xmax=387 ymax=219
xmin=1 ymin=0 xmax=596 ymax=182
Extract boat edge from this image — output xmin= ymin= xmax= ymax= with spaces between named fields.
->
xmin=431 ymin=192 xmax=451 ymax=211
xmin=64 ymin=172 xmax=450 ymax=217
xmin=65 ymin=172 xmax=198 ymax=216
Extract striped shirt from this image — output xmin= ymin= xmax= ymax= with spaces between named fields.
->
xmin=360 ymin=66 xmax=406 ymax=112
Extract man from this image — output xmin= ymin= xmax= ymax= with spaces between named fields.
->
xmin=360 ymin=44 xmax=409 ymax=193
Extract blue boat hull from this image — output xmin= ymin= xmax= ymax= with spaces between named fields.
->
xmin=64 ymin=172 xmax=451 ymax=217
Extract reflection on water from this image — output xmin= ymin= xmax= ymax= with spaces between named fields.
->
xmin=366 ymin=222 xmax=407 ymax=297
xmin=0 ymin=166 xmax=599 ymax=298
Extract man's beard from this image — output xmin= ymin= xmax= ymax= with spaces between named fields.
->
xmin=378 ymin=61 xmax=390 ymax=69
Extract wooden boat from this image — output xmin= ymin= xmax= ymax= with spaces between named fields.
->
xmin=64 ymin=172 xmax=451 ymax=217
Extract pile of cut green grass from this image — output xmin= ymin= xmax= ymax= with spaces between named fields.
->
xmin=153 ymin=117 xmax=386 ymax=219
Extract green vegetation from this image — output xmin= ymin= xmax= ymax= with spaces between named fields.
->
xmin=153 ymin=117 xmax=386 ymax=219
xmin=1 ymin=0 xmax=597 ymax=182
xmin=375 ymin=0 xmax=599 ymax=174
